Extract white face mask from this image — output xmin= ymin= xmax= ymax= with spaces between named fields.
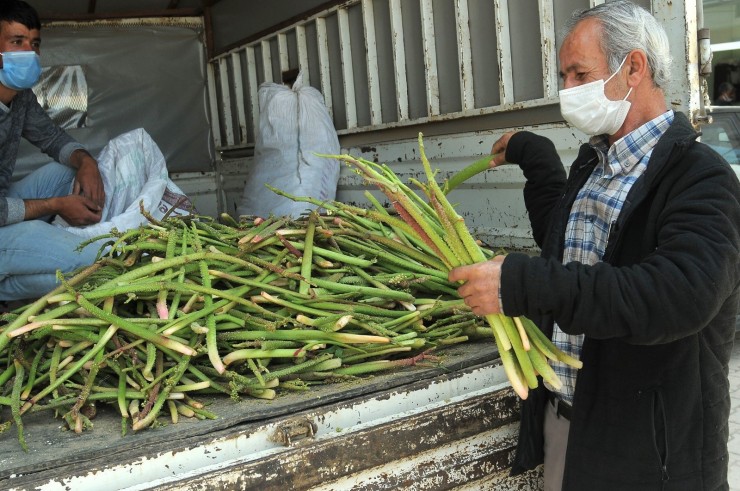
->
xmin=559 ymin=56 xmax=632 ymax=136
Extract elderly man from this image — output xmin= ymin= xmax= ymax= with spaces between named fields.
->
xmin=0 ymin=0 xmax=106 ymax=301
xmin=449 ymin=1 xmax=740 ymax=490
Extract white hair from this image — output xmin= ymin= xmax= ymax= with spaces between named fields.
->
xmin=562 ymin=0 xmax=672 ymax=89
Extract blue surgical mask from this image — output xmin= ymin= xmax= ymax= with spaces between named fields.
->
xmin=0 ymin=51 xmax=42 ymax=90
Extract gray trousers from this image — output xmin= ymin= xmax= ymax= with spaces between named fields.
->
xmin=543 ymin=397 xmax=570 ymax=491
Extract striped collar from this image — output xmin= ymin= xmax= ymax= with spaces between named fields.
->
xmin=589 ymin=110 xmax=674 ymax=178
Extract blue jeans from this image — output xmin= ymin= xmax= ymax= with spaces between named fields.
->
xmin=0 ymin=163 xmax=104 ymax=301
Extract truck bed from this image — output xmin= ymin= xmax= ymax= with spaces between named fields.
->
xmin=0 ymin=341 xmax=539 ymax=490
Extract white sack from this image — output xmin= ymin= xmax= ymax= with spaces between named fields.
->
xmin=54 ymin=128 xmax=194 ymax=239
xmin=237 ymin=71 xmax=340 ymax=218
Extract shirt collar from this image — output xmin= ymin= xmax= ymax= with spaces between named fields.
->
xmin=588 ymin=110 xmax=674 ymax=177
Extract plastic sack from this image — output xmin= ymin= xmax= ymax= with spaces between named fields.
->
xmin=54 ymin=128 xmax=195 ymax=239
xmin=236 ymin=71 xmax=340 ymax=218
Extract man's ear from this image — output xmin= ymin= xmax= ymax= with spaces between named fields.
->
xmin=626 ymin=49 xmax=649 ymax=87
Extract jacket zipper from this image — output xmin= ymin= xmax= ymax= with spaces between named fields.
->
xmin=652 ymin=390 xmax=670 ymax=487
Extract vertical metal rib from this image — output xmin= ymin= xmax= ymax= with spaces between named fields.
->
xmin=421 ymin=0 xmax=440 ymax=116
xmin=389 ymin=0 xmax=409 ymax=121
xmin=455 ymin=0 xmax=474 ymax=111
xmin=316 ymin=17 xmax=334 ymax=118
xmin=362 ymin=0 xmax=382 ymax=125
xmin=494 ymin=0 xmax=514 ymax=105
xmin=217 ymin=56 xmax=234 ymax=146
xmin=338 ymin=8 xmax=358 ymax=128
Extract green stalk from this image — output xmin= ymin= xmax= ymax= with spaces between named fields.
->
xmin=336 ymin=229 xmax=448 ymax=271
xmin=192 ymin=223 xmax=225 ymax=375
xmin=332 ymin=236 xmax=449 ymax=280
xmin=21 ymin=341 xmax=46 ymax=399
xmin=443 ymin=154 xmax=496 ymax=194
xmin=520 ymin=317 xmax=582 ymax=369
xmin=528 ymin=343 xmax=563 ymax=390
xmin=309 ymin=277 xmax=415 ymax=302
xmin=500 ymin=316 xmax=537 ymax=389
xmin=217 ymin=328 xmax=389 ymax=345
xmin=223 ymin=348 xmax=309 ymax=365
xmin=333 ymin=351 xmax=438 ymax=376
xmin=155 ymin=231 xmax=178 ymax=319
xmin=363 ymin=190 xmax=413 ymax=248
xmin=300 ymin=212 xmax=317 ymax=295
xmin=497 ymin=339 xmax=528 ymax=399
xmin=12 ymin=359 xmax=27 ymax=451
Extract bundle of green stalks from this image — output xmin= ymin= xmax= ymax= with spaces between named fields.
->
xmin=317 ymin=133 xmax=582 ymax=400
xmin=0 ymin=202 xmax=495 ymax=449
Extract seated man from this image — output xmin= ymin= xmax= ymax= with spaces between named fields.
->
xmin=0 ymin=0 xmax=106 ymax=301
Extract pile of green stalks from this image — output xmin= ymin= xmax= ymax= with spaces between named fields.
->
xmin=0 ymin=200 xmax=496 ymax=450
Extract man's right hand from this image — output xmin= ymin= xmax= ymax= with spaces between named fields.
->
xmin=490 ymin=131 xmax=518 ymax=167
xmin=24 ymin=195 xmax=103 ymax=226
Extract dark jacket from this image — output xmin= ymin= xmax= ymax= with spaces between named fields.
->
xmin=502 ymin=112 xmax=740 ymax=490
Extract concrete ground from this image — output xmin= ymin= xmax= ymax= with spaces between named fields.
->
xmin=728 ymin=329 xmax=740 ymax=489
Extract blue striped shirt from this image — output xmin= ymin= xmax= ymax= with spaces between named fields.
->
xmin=549 ymin=110 xmax=674 ymax=404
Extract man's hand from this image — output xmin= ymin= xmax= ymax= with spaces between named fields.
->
xmin=70 ymin=149 xmax=105 ymax=209
xmin=24 ymin=195 xmax=102 ymax=225
xmin=490 ymin=131 xmax=518 ymax=168
xmin=55 ymin=195 xmax=103 ymax=226
xmin=448 ymin=256 xmax=506 ymax=316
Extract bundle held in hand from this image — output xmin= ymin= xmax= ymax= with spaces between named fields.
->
xmin=321 ymin=133 xmax=582 ymax=399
